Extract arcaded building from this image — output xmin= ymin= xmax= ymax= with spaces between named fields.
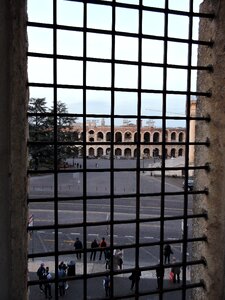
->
xmin=73 ymin=120 xmax=186 ymax=159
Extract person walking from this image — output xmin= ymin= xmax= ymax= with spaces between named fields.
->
xmin=113 ymin=248 xmax=123 ymax=270
xmin=90 ymin=239 xmax=99 ymax=261
xmin=99 ymin=237 xmax=107 ymax=260
xmin=105 ymin=248 xmax=111 ymax=269
xmin=156 ymin=264 xmax=164 ymax=289
xmin=58 ymin=264 xmax=66 ymax=297
xmin=43 ymin=266 xmax=52 ymax=299
xmin=74 ymin=237 xmax=83 ymax=260
xmin=171 ymin=257 xmax=181 ymax=283
xmin=103 ymin=274 xmax=111 ymax=297
xmin=36 ymin=263 xmax=46 ymax=292
xmin=129 ymin=268 xmax=142 ymax=291
xmin=59 ymin=261 xmax=69 ymax=290
xmin=164 ymin=244 xmax=173 ymax=264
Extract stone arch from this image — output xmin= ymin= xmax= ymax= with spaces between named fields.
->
xmin=179 ymin=132 xmax=184 ymax=142
xmin=143 ymin=132 xmax=150 ymax=143
xmin=115 ymin=132 xmax=122 ymax=142
xmin=171 ymin=132 xmax=176 ymax=141
xmin=97 ymin=147 xmax=103 ymax=157
xmin=106 ymin=132 xmax=111 ymax=142
xmin=124 ymin=131 xmax=132 ymax=141
xmin=143 ymin=148 xmax=150 ymax=157
xmin=106 ymin=148 xmax=111 ymax=155
xmin=88 ymin=129 xmax=94 ymax=134
xmin=178 ymin=148 xmax=183 ymax=156
xmin=124 ymin=148 xmax=131 ymax=157
xmin=171 ymin=148 xmax=176 ymax=158
xmin=153 ymin=148 xmax=159 ymax=157
xmin=97 ymin=131 xmax=104 ymax=140
xmin=153 ymin=132 xmax=160 ymax=143
xmin=134 ymin=148 xmax=137 ymax=157
xmin=88 ymin=147 xmax=95 ymax=156
xmin=115 ymin=148 xmax=122 ymax=156
xmin=89 ymin=137 xmax=94 ymax=142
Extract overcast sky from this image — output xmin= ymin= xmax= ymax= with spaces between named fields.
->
xmin=27 ymin=0 xmax=202 ymax=127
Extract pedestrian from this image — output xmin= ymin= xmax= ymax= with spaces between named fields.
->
xmin=129 ymin=268 xmax=142 ymax=291
xmin=105 ymin=248 xmax=111 ymax=269
xmin=36 ymin=262 xmax=46 ymax=292
xmin=43 ymin=266 xmax=52 ymax=299
xmin=156 ymin=263 xmax=164 ymax=289
xmin=74 ymin=237 xmax=83 ymax=259
xmin=58 ymin=264 xmax=66 ymax=297
xmin=113 ymin=248 xmax=123 ymax=270
xmin=171 ymin=257 xmax=181 ymax=283
xmin=164 ymin=244 xmax=173 ymax=264
xmin=99 ymin=237 xmax=107 ymax=260
xmin=90 ymin=239 xmax=99 ymax=261
xmin=103 ymin=274 xmax=110 ymax=297
xmin=59 ymin=261 xmax=69 ymax=290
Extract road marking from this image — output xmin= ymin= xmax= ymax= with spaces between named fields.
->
xmin=88 ymin=233 xmax=98 ymax=236
xmin=125 ymin=235 xmax=134 ymax=238
xmin=70 ymin=233 xmax=80 ymax=235
xmin=36 ymin=232 xmax=48 ymax=252
xmin=30 ymin=205 xmax=192 ymax=215
xmin=144 ymin=236 xmax=154 ymax=239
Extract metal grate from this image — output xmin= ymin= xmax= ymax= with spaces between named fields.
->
xmin=27 ymin=0 xmax=213 ymax=299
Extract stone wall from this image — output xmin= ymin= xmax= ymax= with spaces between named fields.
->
xmin=0 ymin=1 xmax=28 ymax=299
xmin=192 ymin=0 xmax=225 ymax=299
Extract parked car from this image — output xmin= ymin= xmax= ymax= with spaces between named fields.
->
xmin=183 ymin=177 xmax=194 ymax=191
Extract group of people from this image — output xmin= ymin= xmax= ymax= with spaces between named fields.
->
xmin=36 ymin=243 xmax=181 ymax=297
xmin=37 ymin=261 xmax=75 ymax=298
xmin=73 ymin=237 xmax=123 ymax=270
xmin=36 ymin=263 xmax=52 ymax=299
xmin=73 ymin=237 xmax=107 ymax=261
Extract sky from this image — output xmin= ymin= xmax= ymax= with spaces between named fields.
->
xmin=27 ymin=0 xmax=202 ymax=128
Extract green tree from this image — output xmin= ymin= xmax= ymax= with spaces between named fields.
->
xmin=28 ymin=98 xmax=79 ymax=170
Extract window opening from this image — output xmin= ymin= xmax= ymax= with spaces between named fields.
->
xmin=27 ymin=0 xmax=212 ymax=299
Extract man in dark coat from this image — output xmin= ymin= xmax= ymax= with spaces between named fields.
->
xmin=164 ymin=244 xmax=173 ymax=264
xmin=36 ymin=263 xmax=46 ymax=292
xmin=156 ymin=264 xmax=164 ymax=289
xmin=90 ymin=239 xmax=99 ymax=261
xmin=74 ymin=237 xmax=83 ymax=259
xmin=129 ymin=268 xmax=142 ymax=290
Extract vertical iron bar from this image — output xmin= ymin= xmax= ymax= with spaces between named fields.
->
xmin=110 ymin=0 xmax=116 ymax=297
xmin=82 ymin=1 xmax=88 ymax=298
xmin=53 ymin=0 xmax=59 ymax=299
xmin=135 ymin=1 xmax=143 ymax=298
xmin=160 ymin=1 xmax=169 ymax=299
